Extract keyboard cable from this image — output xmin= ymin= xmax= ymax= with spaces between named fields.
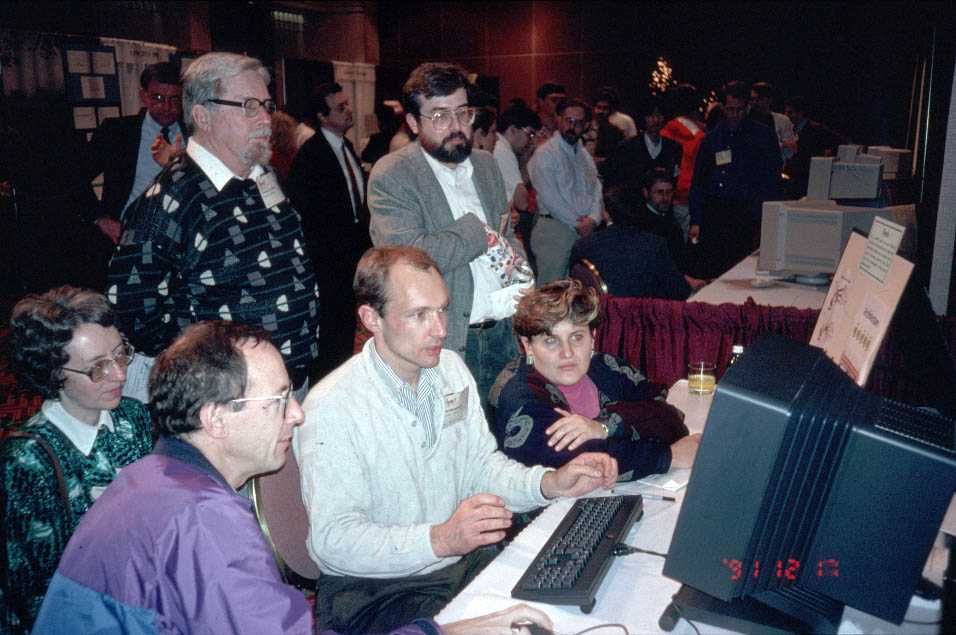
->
xmin=611 ymin=543 xmax=667 ymax=559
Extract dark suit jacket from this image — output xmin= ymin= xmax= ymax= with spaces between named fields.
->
xmin=81 ymin=112 xmax=186 ymax=223
xmin=689 ymin=118 xmax=781 ymax=226
xmin=601 ymin=134 xmax=682 ymax=189
xmin=570 ymin=225 xmax=691 ymax=300
xmin=286 ymin=130 xmax=371 ymax=373
xmin=287 ymin=130 xmax=371 ymax=288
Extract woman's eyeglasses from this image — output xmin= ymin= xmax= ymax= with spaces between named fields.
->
xmin=63 ymin=342 xmax=135 ymax=383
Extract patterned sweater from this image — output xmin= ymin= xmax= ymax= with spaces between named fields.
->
xmin=1 ymin=397 xmax=153 ymax=631
xmin=107 ymin=155 xmax=320 ymax=386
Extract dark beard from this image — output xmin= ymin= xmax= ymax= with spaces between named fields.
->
xmin=426 ymin=132 xmax=472 ymax=164
xmin=561 ymin=131 xmax=580 ymax=146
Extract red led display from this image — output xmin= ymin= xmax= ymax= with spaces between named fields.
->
xmin=721 ymin=558 xmax=840 ymax=582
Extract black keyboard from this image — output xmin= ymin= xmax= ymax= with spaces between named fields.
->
xmin=511 ymin=495 xmax=643 ymax=613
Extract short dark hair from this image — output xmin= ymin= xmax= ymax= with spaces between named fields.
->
xmin=722 ymin=80 xmax=750 ymax=102
xmin=311 ymin=81 xmax=343 ymax=118
xmin=149 ymin=321 xmax=270 ymax=436
xmin=497 ymin=103 xmax=541 ymax=133
xmin=140 ymin=61 xmax=181 ymax=90
xmin=642 ymin=166 xmax=675 ymax=191
xmin=595 ymin=86 xmax=620 ymax=110
xmin=751 ymin=81 xmax=773 ymax=99
xmin=513 ymin=279 xmax=600 ymax=339
xmin=403 ymin=63 xmax=470 ymax=119
xmin=473 ymin=107 xmax=496 ymax=135
xmin=602 ymin=183 xmax=644 ymax=228
xmin=556 ymin=97 xmax=591 ymax=121
xmin=354 ymin=246 xmax=441 ymax=316
xmin=785 ymin=95 xmax=807 ymax=114
xmin=9 ymin=286 xmax=116 ymax=399
xmin=537 ymin=82 xmax=566 ymax=100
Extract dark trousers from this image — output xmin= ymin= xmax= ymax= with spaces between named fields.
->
xmin=312 ymin=276 xmax=359 ymax=381
xmin=465 ymin=317 xmax=519 ymax=420
xmin=316 ymin=548 xmax=498 ymax=635
xmin=699 ymin=199 xmax=760 ymax=279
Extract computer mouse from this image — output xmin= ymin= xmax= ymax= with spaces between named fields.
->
xmin=511 ymin=621 xmax=555 ymax=635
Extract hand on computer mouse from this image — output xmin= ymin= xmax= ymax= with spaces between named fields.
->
xmin=440 ymin=603 xmax=554 ymax=635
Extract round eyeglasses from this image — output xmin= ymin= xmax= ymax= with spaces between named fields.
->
xmin=228 ymin=386 xmax=293 ymax=419
xmin=63 ymin=341 xmax=135 ymax=383
xmin=206 ymin=97 xmax=277 ymax=118
xmin=419 ymin=106 xmax=477 ymax=132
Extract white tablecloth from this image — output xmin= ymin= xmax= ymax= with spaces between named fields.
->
xmin=689 ymin=254 xmax=828 ymax=310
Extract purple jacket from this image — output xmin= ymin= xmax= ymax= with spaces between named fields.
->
xmin=33 ymin=436 xmax=439 ymax=635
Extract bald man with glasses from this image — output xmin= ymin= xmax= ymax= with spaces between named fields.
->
xmin=108 ymin=52 xmax=319 ymax=403
xmin=368 ymin=62 xmax=533 ymax=415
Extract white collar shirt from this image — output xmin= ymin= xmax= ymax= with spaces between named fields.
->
xmin=527 ymin=132 xmax=603 ymax=230
xmin=644 ymin=133 xmax=663 ymax=159
xmin=421 ymin=149 xmax=527 ymax=322
xmin=41 ymin=400 xmax=115 ymax=457
xmin=321 ymin=126 xmax=365 ymax=220
xmin=186 ymin=138 xmax=264 ymax=192
xmin=492 ymin=133 xmax=523 ymax=203
xmin=368 ymin=340 xmax=443 ymax=448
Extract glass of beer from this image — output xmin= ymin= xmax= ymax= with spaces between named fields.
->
xmin=687 ymin=361 xmax=716 ymax=395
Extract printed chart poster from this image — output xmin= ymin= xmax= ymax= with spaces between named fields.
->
xmin=839 ymin=293 xmax=891 ymax=382
xmin=811 ymin=231 xmax=912 ymax=386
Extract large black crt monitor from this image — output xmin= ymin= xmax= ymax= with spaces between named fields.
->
xmin=663 ymin=335 xmax=956 ymax=631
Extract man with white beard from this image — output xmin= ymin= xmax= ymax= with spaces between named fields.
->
xmin=108 ymin=52 xmax=320 ymax=400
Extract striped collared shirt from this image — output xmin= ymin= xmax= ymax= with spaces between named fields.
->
xmin=369 ymin=341 xmax=444 ymax=448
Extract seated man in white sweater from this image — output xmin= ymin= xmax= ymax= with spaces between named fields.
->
xmin=295 ymin=245 xmax=618 ymax=634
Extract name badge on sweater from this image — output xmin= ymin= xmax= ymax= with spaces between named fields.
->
xmin=715 ymin=149 xmax=733 ymax=166
xmin=257 ymin=172 xmax=287 ymax=208
xmin=443 ymin=387 xmax=469 ymax=426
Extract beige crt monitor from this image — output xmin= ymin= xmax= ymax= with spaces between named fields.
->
xmin=758 ymin=200 xmax=915 ymax=277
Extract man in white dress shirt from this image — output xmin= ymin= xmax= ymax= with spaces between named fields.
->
xmin=528 ymin=98 xmax=603 ymax=284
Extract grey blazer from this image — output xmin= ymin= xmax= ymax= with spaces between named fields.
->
xmin=368 ymin=141 xmax=521 ymax=355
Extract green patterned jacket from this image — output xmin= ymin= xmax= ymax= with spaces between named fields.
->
xmin=1 ymin=397 xmax=153 ymax=631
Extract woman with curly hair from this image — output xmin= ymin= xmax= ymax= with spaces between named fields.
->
xmin=494 ymin=280 xmax=699 ymax=481
xmin=1 ymin=286 xmax=153 ymax=632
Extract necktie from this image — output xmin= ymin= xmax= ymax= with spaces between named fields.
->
xmin=160 ymin=126 xmax=171 ymax=144
xmin=342 ymin=141 xmax=362 ymax=223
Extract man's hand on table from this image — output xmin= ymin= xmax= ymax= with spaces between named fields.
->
xmin=441 ymin=603 xmax=554 ymax=635
xmin=670 ymin=433 xmax=701 ymax=469
xmin=541 ymin=452 xmax=618 ymax=499
xmin=431 ymin=494 xmax=513 ymax=557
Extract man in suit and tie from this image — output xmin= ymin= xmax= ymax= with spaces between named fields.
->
xmin=83 ymin=61 xmax=185 ymax=245
xmin=368 ymin=63 xmax=533 ymax=414
xmin=287 ymin=82 xmax=371 ymax=378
